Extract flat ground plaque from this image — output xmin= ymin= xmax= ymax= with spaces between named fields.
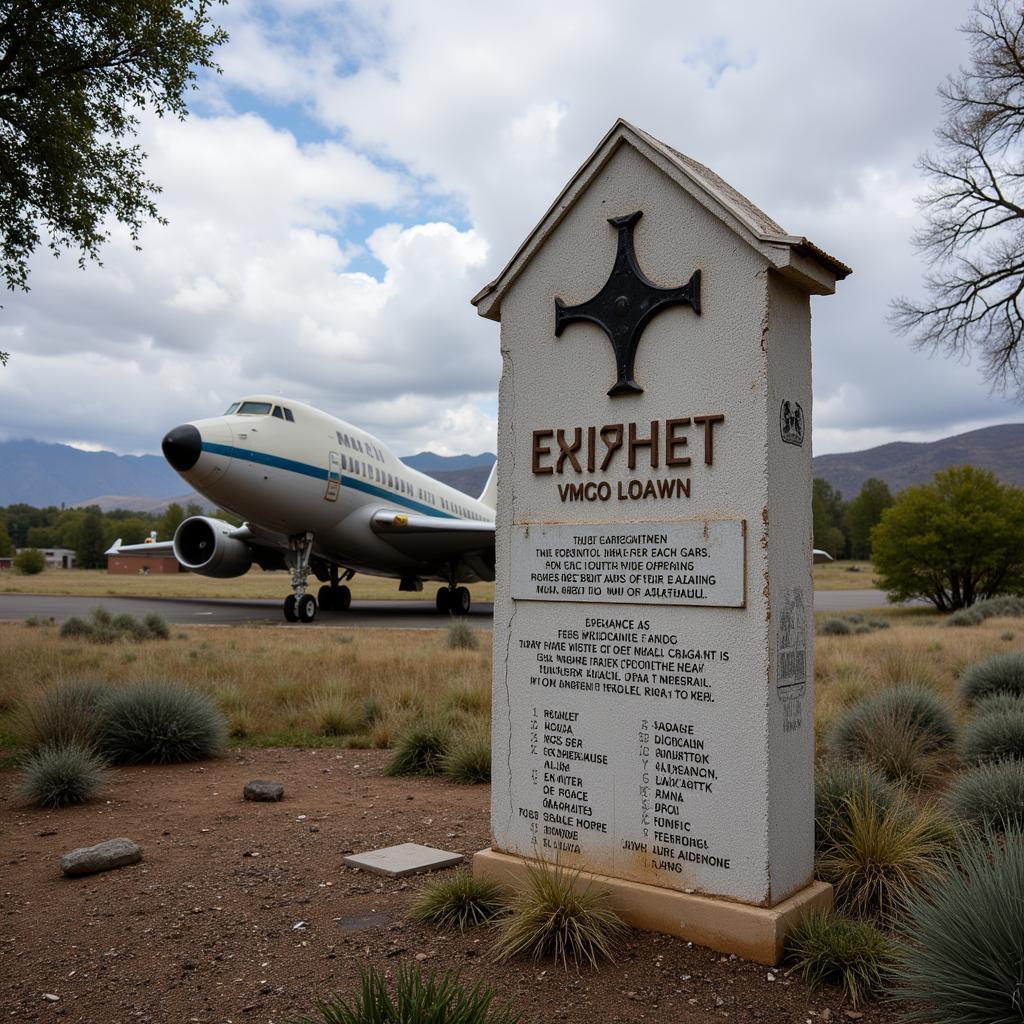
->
xmin=343 ymin=843 xmax=463 ymax=878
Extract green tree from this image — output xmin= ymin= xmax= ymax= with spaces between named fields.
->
xmin=0 ymin=0 xmax=227 ymax=294
xmin=0 ymin=518 xmax=11 ymax=557
xmin=813 ymin=478 xmax=847 ymax=559
xmin=74 ymin=508 xmax=107 ymax=569
xmin=845 ymin=478 xmax=894 ymax=560
xmin=159 ymin=502 xmax=185 ymax=540
xmin=25 ymin=525 xmax=59 ymax=548
xmin=872 ymin=465 xmax=1024 ymax=610
xmin=13 ymin=547 xmax=44 ymax=574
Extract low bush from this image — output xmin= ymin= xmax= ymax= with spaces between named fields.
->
xmin=441 ymin=722 xmax=491 ymax=784
xmin=946 ymin=760 xmax=1024 ymax=831
xmin=814 ymin=761 xmax=899 ymax=853
xmin=296 ymin=965 xmax=526 ymax=1024
xmin=385 ymin=717 xmax=451 ymax=777
xmin=946 ymin=594 xmax=1024 ymax=627
xmin=816 ymin=790 xmax=958 ymax=921
xmin=818 ymin=617 xmax=852 ymax=636
xmin=974 ymin=691 xmax=1024 ymax=717
xmin=829 ymin=685 xmax=956 ymax=785
xmin=785 ymin=908 xmax=894 ymax=1008
xmin=311 ymin=694 xmax=363 ymax=737
xmin=958 ymin=705 xmax=1024 ymax=764
xmin=958 ymin=651 xmax=1024 ymax=704
xmin=492 ymin=860 xmax=625 ymax=970
xmin=56 ymin=607 xmax=170 ymax=644
xmin=100 ymin=681 xmax=226 ymax=764
xmin=59 ymin=616 xmax=94 ymax=639
xmin=13 ymin=548 xmax=45 ymax=574
xmin=18 ymin=679 xmax=112 ymax=750
xmin=447 ymin=619 xmax=479 ymax=650
xmin=408 ymin=869 xmax=506 ymax=931
xmin=890 ymin=828 xmax=1024 ymax=1024
xmin=18 ymin=743 xmax=107 ymax=807
xmin=142 ymin=613 xmax=170 ymax=639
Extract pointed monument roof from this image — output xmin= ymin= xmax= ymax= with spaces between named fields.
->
xmin=472 ymin=118 xmax=851 ymax=321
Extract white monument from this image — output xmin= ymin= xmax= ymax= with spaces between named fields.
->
xmin=471 ymin=119 xmax=850 ymax=965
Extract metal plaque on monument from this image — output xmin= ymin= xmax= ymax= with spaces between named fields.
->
xmin=471 ymin=119 xmax=850 ymax=965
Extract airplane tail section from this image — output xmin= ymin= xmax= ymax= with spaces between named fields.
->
xmin=478 ymin=460 xmax=497 ymax=511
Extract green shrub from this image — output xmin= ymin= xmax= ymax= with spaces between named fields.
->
xmin=408 ymin=869 xmax=506 ymax=931
xmin=441 ymin=722 xmax=491 ymax=784
xmin=817 ymin=790 xmax=958 ymax=921
xmin=946 ymin=760 xmax=1024 ymax=831
xmin=492 ymin=860 xmax=625 ymax=970
xmin=818 ymin=617 xmax=853 ymax=636
xmin=385 ymin=717 xmax=451 ymax=777
xmin=18 ymin=679 xmax=112 ymax=750
xmin=111 ymin=613 xmax=149 ymax=640
xmin=947 ymin=594 xmax=1024 ymax=627
xmin=786 ymin=908 xmax=894 ymax=1008
xmin=100 ymin=681 xmax=226 ymax=764
xmin=57 ymin=607 xmax=169 ymax=644
xmin=946 ymin=607 xmax=984 ymax=627
xmin=447 ymin=619 xmax=479 ymax=650
xmin=975 ymin=691 xmax=1024 ymax=717
xmin=815 ymin=761 xmax=899 ymax=853
xmin=18 ymin=743 xmax=107 ymax=807
xmin=142 ymin=613 xmax=170 ymax=639
xmin=958 ymin=651 xmax=1024 ymax=704
xmin=296 ymin=965 xmax=525 ymax=1024
xmin=829 ymin=685 xmax=955 ymax=784
xmin=59 ymin=616 xmax=94 ymax=639
xmin=890 ymin=828 xmax=1024 ymax=1024
xmin=13 ymin=548 xmax=45 ymax=574
xmin=958 ymin=705 xmax=1024 ymax=764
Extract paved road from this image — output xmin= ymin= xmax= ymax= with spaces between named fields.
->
xmin=0 ymin=588 xmax=898 ymax=628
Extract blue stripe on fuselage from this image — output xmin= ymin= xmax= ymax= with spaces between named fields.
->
xmin=199 ymin=441 xmax=462 ymax=519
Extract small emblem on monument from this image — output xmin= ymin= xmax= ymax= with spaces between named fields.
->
xmin=554 ymin=210 xmax=701 ymax=397
xmin=780 ymin=400 xmax=804 ymax=446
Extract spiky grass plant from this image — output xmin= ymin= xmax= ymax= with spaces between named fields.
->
xmin=958 ymin=650 xmax=1024 ymax=704
xmin=492 ymin=860 xmax=625 ymax=970
xmin=18 ymin=743 xmax=107 ymax=807
xmin=817 ymin=790 xmax=958 ymax=921
xmin=958 ymin=704 xmax=1024 ymax=764
xmin=447 ymin=619 xmax=479 ymax=650
xmin=890 ymin=828 xmax=1024 ymax=1024
xmin=786 ymin=908 xmax=894 ymax=1008
xmin=441 ymin=721 xmax=491 ymax=784
xmin=974 ymin=691 xmax=1024 ymax=717
xmin=814 ymin=761 xmax=899 ymax=853
xmin=408 ymin=869 xmax=507 ymax=931
xmin=17 ymin=679 xmax=112 ymax=750
xmin=100 ymin=680 xmax=226 ymax=764
xmin=946 ymin=760 xmax=1024 ymax=831
xmin=829 ymin=685 xmax=955 ymax=784
xmin=297 ymin=964 xmax=526 ymax=1024
xmin=311 ymin=693 xmax=363 ymax=737
xmin=385 ymin=716 xmax=451 ymax=777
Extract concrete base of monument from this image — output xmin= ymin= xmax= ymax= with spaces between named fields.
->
xmin=472 ymin=849 xmax=833 ymax=967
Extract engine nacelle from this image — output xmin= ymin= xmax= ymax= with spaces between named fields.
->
xmin=173 ymin=516 xmax=253 ymax=578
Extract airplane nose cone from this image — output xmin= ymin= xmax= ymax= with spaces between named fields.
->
xmin=162 ymin=424 xmax=202 ymax=472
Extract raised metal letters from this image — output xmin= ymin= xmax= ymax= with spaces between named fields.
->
xmin=554 ymin=211 xmax=701 ymax=396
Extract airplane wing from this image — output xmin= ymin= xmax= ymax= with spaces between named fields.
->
xmin=370 ymin=510 xmax=495 ymax=562
xmin=106 ymin=538 xmax=176 ymax=556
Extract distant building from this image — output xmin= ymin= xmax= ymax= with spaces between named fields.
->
xmin=0 ymin=556 xmax=12 ymax=571
xmin=108 ymin=551 xmax=183 ymax=575
xmin=39 ymin=548 xmax=76 ymax=569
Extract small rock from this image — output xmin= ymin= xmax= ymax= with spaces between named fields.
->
xmin=844 ymin=1014 xmax=863 ymax=1021
xmin=244 ymin=780 xmax=284 ymax=802
xmin=43 ymin=994 xmax=60 ymax=1002
xmin=415 ymin=952 xmax=429 ymax=961
xmin=60 ymin=838 xmax=142 ymax=878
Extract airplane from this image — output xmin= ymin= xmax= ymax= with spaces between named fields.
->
xmin=107 ymin=395 xmax=497 ymax=623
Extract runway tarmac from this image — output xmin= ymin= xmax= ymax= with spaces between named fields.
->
xmin=0 ymin=588 xmax=898 ymax=628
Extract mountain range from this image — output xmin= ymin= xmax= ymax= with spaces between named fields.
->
xmin=0 ymin=424 xmax=1019 ymax=510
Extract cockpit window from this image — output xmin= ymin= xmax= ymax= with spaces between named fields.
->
xmin=237 ymin=401 xmax=272 ymax=416
xmin=224 ymin=402 xmax=240 ymax=415
xmin=284 ymin=408 xmax=294 ymax=422
xmin=272 ymin=406 xmax=284 ymax=419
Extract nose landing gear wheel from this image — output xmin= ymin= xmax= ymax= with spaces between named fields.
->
xmin=284 ymin=594 xmax=298 ymax=622
xmin=297 ymin=593 xmax=317 ymax=623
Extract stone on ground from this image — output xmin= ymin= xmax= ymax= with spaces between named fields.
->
xmin=343 ymin=843 xmax=463 ymax=877
xmin=243 ymin=779 xmax=284 ymax=801
xmin=60 ymin=838 xmax=143 ymax=877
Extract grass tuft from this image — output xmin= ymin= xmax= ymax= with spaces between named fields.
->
xmin=385 ymin=717 xmax=451 ymax=777
xmin=946 ymin=594 xmax=1024 ymax=627
xmin=786 ymin=908 xmax=894 ymax=1008
xmin=100 ymin=680 xmax=226 ymax=764
xmin=492 ymin=860 xmax=625 ymax=970
xmin=441 ymin=721 xmax=491 ymax=784
xmin=814 ymin=761 xmax=899 ymax=854
xmin=17 ymin=679 xmax=112 ymax=750
xmin=890 ymin=828 xmax=1024 ymax=1024
xmin=447 ymin=619 xmax=479 ymax=650
xmin=946 ymin=760 xmax=1024 ymax=831
xmin=958 ymin=704 xmax=1024 ymax=764
xmin=958 ymin=650 xmax=1024 ymax=704
xmin=818 ymin=617 xmax=853 ymax=636
xmin=408 ymin=869 xmax=506 ymax=931
xmin=17 ymin=743 xmax=107 ymax=807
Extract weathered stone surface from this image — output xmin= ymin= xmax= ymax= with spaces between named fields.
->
xmin=243 ymin=779 xmax=284 ymax=802
xmin=60 ymin=838 xmax=142 ymax=877
xmin=343 ymin=843 xmax=463 ymax=877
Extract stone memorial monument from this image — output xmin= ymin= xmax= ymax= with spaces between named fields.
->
xmin=470 ymin=119 xmax=850 ymax=965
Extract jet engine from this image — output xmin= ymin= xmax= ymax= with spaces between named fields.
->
xmin=173 ymin=517 xmax=253 ymax=578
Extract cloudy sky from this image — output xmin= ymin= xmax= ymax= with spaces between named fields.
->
xmin=1 ymin=0 xmax=1021 ymax=458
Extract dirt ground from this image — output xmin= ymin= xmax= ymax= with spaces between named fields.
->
xmin=1 ymin=749 xmax=896 ymax=1024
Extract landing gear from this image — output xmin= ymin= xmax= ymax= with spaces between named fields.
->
xmin=317 ymin=566 xmax=353 ymax=613
xmin=284 ymin=594 xmax=299 ymax=622
xmin=296 ymin=593 xmax=317 ymax=623
xmin=284 ymin=532 xmax=316 ymax=624
xmin=435 ymin=585 xmax=471 ymax=615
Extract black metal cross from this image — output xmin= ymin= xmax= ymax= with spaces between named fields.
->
xmin=554 ymin=210 xmax=701 ymax=396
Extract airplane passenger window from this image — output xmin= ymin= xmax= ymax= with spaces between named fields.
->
xmin=284 ymin=408 xmax=294 ymax=422
xmin=337 ymin=432 xmax=344 ymax=445
xmin=237 ymin=401 xmax=272 ymax=415
xmin=272 ymin=406 xmax=284 ymax=419
xmin=224 ymin=402 xmax=240 ymax=415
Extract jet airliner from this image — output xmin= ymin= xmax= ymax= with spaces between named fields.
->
xmin=108 ymin=396 xmax=496 ymax=623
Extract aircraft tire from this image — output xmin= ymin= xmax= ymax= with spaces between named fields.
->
xmin=435 ymin=587 xmax=451 ymax=613
xmin=336 ymin=584 xmax=352 ymax=610
xmin=454 ymin=586 xmax=471 ymax=615
xmin=318 ymin=584 xmax=334 ymax=611
xmin=297 ymin=593 xmax=317 ymax=623
xmin=284 ymin=594 xmax=299 ymax=622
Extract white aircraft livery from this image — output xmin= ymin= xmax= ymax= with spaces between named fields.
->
xmin=108 ymin=396 xmax=496 ymax=623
